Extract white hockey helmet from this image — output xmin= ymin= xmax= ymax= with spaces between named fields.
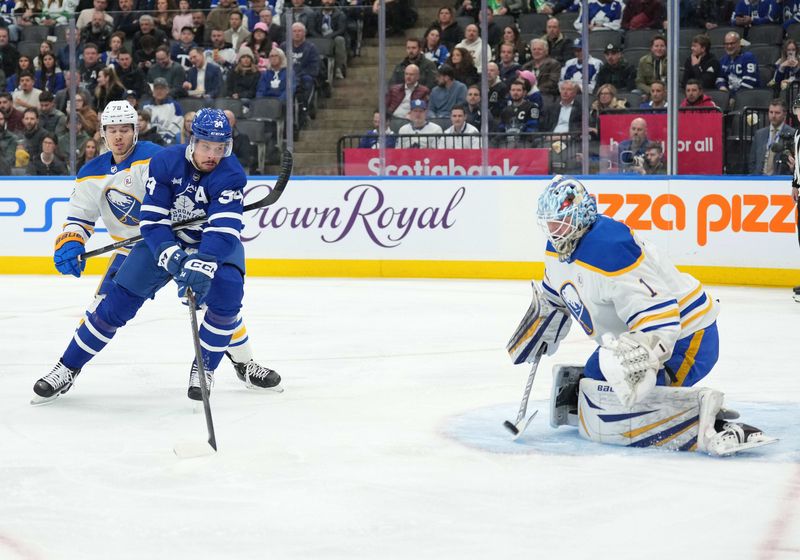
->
xmin=101 ymin=100 xmax=139 ymax=145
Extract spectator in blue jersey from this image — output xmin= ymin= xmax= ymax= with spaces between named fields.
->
xmin=561 ymin=38 xmax=602 ymax=94
xmin=635 ymin=35 xmax=668 ymax=96
xmin=499 ymin=79 xmax=540 ymax=146
xmin=182 ymin=47 xmax=223 ymax=99
xmin=784 ymin=0 xmax=800 ymax=29
xmin=717 ymin=31 xmax=759 ymax=103
xmin=257 ymin=47 xmax=292 ymax=102
xmin=170 ymin=26 xmax=197 ymax=70
xmin=618 ymin=116 xmax=649 ymax=172
xmin=358 ymin=109 xmax=396 ymax=149
xmin=423 ymin=27 xmax=450 ymax=68
xmin=732 ymin=0 xmax=780 ymax=27
xmin=574 ymin=0 xmax=623 ymax=32
xmin=142 ymin=77 xmax=183 ymax=144
xmin=427 ymin=64 xmax=468 ymax=119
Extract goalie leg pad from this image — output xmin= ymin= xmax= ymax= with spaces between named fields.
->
xmin=577 ymin=378 xmax=724 ymax=452
xmin=549 ymin=364 xmax=583 ymax=428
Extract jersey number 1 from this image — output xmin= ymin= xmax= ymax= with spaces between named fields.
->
xmin=639 ymin=278 xmax=657 ymax=297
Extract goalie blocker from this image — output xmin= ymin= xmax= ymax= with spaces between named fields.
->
xmin=549 ymin=365 xmax=777 ymax=457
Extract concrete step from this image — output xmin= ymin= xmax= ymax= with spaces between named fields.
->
xmin=294 ymin=128 xmax=348 ymax=144
xmin=309 ymin=119 xmax=368 ymax=130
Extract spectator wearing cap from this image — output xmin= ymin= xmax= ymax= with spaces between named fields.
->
xmin=125 ymin=89 xmax=141 ymax=110
xmin=574 ymin=0 xmax=623 ymax=32
xmin=540 ymin=18 xmax=572 ymax=66
xmin=681 ymin=34 xmax=720 ymax=91
xmin=636 ymin=35 xmax=668 ymax=96
xmin=517 ymin=69 xmax=543 ymax=108
xmin=596 ymin=42 xmax=636 ymax=92
xmin=246 ymin=22 xmax=272 ymax=70
xmin=148 ymin=45 xmax=186 ymax=99
xmin=522 ymin=39 xmax=561 ymax=99
xmin=227 ymin=47 xmax=260 ymax=99
xmin=257 ymin=8 xmax=283 ymax=47
xmin=37 ymin=91 xmax=66 ymax=134
xmin=455 ymin=24 xmax=491 ymax=75
xmin=116 ymin=49 xmax=150 ymax=100
xmin=397 ymin=99 xmax=444 ymax=149
xmin=171 ymin=26 xmax=198 ymax=70
xmin=12 ymin=71 xmax=42 ymax=111
xmin=310 ymin=0 xmax=349 ymax=80
xmin=183 ymin=47 xmax=223 ymax=99
xmin=681 ymin=79 xmax=717 ymax=108
xmin=256 ymin=47 xmax=293 ymax=102
xmin=561 ymin=38 xmax=602 ymax=94
xmin=386 ymin=63 xmax=431 ymax=119
xmin=428 ymin=64 xmax=468 ymax=119
xmin=497 ymin=43 xmax=522 ymax=87
xmin=141 ymin=79 xmax=184 ymax=145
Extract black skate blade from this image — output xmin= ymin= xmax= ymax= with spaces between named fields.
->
xmin=173 ymin=440 xmax=217 ymax=459
xmin=245 ymin=382 xmax=285 ymax=393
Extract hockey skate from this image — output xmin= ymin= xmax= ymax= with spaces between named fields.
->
xmin=793 ymin=286 xmax=800 ymax=303
xmin=706 ymin=420 xmax=778 ymax=457
xmin=229 ymin=355 xmax=283 ymax=393
xmin=31 ymin=361 xmax=81 ymax=405
xmin=188 ymin=361 xmax=214 ymax=401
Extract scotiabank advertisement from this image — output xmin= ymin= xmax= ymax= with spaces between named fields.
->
xmin=599 ymin=110 xmax=723 ymax=174
xmin=0 ymin=176 xmax=797 ymax=284
xmin=343 ymin=148 xmax=550 ymax=176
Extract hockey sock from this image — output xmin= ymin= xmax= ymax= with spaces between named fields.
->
xmin=61 ymin=312 xmax=118 ymax=370
xmin=225 ymin=317 xmax=254 ymax=363
xmin=199 ymin=310 xmax=238 ymax=371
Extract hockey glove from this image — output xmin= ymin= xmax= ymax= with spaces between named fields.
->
xmin=598 ymin=332 xmax=670 ymax=408
xmin=507 ymin=282 xmax=572 ymax=364
xmin=175 ymin=254 xmax=218 ymax=305
xmin=54 ymin=232 xmax=86 ymax=278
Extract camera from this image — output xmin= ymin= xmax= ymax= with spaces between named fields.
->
xmin=770 ymin=130 xmax=795 ymax=164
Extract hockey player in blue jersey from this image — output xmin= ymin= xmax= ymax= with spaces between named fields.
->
xmin=506 ymin=176 xmax=776 ymax=456
xmin=35 ymin=106 xmax=280 ymax=403
xmin=717 ymin=31 xmax=760 ymax=97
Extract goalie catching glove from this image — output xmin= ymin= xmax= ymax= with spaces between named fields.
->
xmin=507 ymin=281 xmax=572 ymax=364
xmin=158 ymin=243 xmax=218 ymax=305
xmin=54 ymin=232 xmax=86 ymax=278
xmin=598 ymin=332 xmax=670 ymax=408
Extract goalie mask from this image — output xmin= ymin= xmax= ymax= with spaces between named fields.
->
xmin=537 ymin=175 xmax=597 ymax=261
xmin=100 ymin=100 xmax=139 ymax=147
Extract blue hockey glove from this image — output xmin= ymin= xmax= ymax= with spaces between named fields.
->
xmin=175 ymin=254 xmax=218 ymax=305
xmin=53 ymin=232 xmax=86 ymax=277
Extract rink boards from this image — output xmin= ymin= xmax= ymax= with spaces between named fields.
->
xmin=1 ymin=175 xmax=797 ymax=286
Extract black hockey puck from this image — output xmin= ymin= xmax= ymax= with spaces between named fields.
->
xmin=503 ymin=420 xmax=520 ymax=435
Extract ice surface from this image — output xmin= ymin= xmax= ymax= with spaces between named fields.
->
xmin=0 ymin=276 xmax=798 ymax=560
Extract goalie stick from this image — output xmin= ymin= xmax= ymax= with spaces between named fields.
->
xmin=173 ymin=288 xmax=217 ymax=459
xmin=81 ymin=150 xmax=294 ymax=261
xmin=503 ymin=345 xmax=546 ymax=439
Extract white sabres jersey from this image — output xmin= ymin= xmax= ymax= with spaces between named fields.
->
xmin=542 ymin=215 xmax=719 ymax=356
xmin=62 ymin=141 xmax=163 ymax=254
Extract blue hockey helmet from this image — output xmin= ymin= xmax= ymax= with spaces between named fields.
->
xmin=536 ymin=175 xmax=597 ymax=261
xmin=188 ymin=108 xmax=233 ymax=158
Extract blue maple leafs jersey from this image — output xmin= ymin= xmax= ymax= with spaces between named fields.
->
xmin=717 ymin=51 xmax=759 ymax=91
xmin=139 ymin=144 xmax=247 ymax=263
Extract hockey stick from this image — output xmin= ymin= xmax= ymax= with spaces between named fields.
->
xmin=81 ymin=150 xmax=294 ymax=261
xmin=173 ymin=288 xmax=217 ymax=458
xmin=503 ymin=345 xmax=546 ymax=439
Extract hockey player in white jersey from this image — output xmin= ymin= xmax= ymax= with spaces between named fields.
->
xmin=33 ymin=101 xmax=281 ymax=404
xmin=507 ymin=175 xmax=776 ymax=456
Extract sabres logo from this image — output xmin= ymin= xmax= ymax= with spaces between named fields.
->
xmin=105 ymin=188 xmax=141 ymax=226
xmin=560 ymin=282 xmax=594 ymax=335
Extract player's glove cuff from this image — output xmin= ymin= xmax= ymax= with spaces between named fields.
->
xmin=54 ymin=231 xmax=85 ymax=251
xmin=157 ymin=243 xmax=189 ymax=276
